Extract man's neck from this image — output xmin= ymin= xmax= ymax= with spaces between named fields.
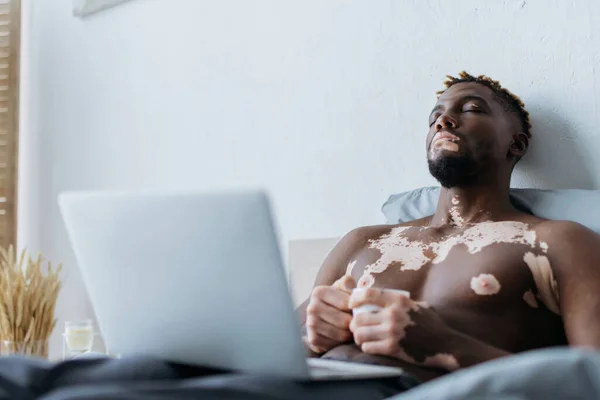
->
xmin=431 ymin=185 xmax=515 ymax=228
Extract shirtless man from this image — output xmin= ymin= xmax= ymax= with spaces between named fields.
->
xmin=299 ymin=71 xmax=600 ymax=388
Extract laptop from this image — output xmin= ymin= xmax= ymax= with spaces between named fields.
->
xmin=58 ymin=190 xmax=404 ymax=380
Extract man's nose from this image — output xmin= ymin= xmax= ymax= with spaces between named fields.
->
xmin=435 ymin=113 xmax=458 ymax=131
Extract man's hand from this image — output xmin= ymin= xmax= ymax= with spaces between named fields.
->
xmin=304 ymin=275 xmax=357 ymax=354
xmin=349 ymin=287 xmax=461 ymax=371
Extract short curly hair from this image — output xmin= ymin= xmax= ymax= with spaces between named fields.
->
xmin=437 ymin=71 xmax=532 ymax=138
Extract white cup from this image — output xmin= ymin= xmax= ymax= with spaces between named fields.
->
xmin=351 ymin=288 xmax=411 ymax=315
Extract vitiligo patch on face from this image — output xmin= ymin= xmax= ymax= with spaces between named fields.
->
xmin=451 ymin=197 xmax=460 ymax=205
xmin=434 ymin=141 xmax=459 ymax=152
xmin=523 ymin=252 xmax=560 ymax=315
xmin=523 ymin=289 xmax=539 ymax=308
xmin=470 ymin=274 xmax=501 ymax=295
xmin=357 ymin=221 xmax=540 ymax=288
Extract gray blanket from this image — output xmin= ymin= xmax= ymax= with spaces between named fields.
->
xmin=0 ymin=355 xmax=416 ymax=399
xmin=393 ymin=347 xmax=600 ymax=400
xmin=0 ymin=347 xmax=597 ymax=399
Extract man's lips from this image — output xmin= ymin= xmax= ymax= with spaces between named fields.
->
xmin=433 ymin=130 xmax=460 ymax=143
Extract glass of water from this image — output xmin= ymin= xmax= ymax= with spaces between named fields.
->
xmin=63 ymin=320 xmax=94 ymax=356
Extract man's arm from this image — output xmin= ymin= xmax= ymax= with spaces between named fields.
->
xmin=546 ymin=221 xmax=600 ymax=349
xmin=295 ymin=227 xmax=370 ymax=356
xmin=295 ymin=227 xmax=367 ymax=325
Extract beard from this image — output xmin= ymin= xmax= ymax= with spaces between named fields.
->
xmin=427 ymin=153 xmax=481 ymax=188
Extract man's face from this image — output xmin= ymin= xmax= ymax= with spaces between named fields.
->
xmin=426 ymin=82 xmax=516 ymax=188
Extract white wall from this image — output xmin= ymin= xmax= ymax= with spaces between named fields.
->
xmin=19 ymin=0 xmax=600 ymax=358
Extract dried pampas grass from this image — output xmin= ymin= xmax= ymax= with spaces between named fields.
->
xmin=0 ymin=246 xmax=62 ymax=358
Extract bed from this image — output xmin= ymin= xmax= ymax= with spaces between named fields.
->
xmin=3 ymin=187 xmax=600 ymax=399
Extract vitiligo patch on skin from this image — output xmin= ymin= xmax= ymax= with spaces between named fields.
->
xmin=523 ymin=252 xmax=560 ymax=315
xmin=416 ymin=301 xmax=431 ymax=309
xmin=354 ymin=298 xmax=461 ymax=372
xmin=449 ymin=206 xmax=465 ymax=227
xmin=392 ymin=346 xmax=460 ymax=372
xmin=367 ymin=301 xmax=459 ymax=370
xmin=346 ymin=260 xmax=357 ymax=276
xmin=357 ymin=273 xmax=375 ymax=288
xmin=357 ymin=227 xmax=430 ymax=287
xmin=432 ymin=222 xmax=537 ymax=264
xmin=357 ymin=221 xmax=541 ymax=288
xmin=523 ymin=289 xmax=539 ymax=308
xmin=470 ymin=274 xmax=501 ymax=295
xmin=429 ymin=134 xmax=460 ymax=159
xmin=434 ymin=141 xmax=459 ymax=152
xmin=422 ymin=353 xmax=460 ymax=371
xmin=451 ymin=197 xmax=460 ymax=205
xmin=540 ymin=241 xmax=549 ymax=253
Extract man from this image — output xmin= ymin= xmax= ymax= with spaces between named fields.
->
xmin=299 ymin=71 xmax=600 ymax=389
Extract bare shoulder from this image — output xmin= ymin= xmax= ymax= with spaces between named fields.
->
xmin=400 ymin=215 xmax=433 ymax=227
xmin=533 ymin=219 xmax=600 ymax=273
xmin=332 ymin=225 xmax=394 ymax=257
xmin=534 ymin=219 xmax=600 ymax=245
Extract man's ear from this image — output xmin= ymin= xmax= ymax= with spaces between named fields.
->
xmin=509 ymin=132 xmax=529 ymax=159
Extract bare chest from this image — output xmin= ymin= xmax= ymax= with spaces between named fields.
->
xmin=344 ymin=221 xmax=566 ymax=352
xmin=347 ymin=222 xmax=550 ymax=314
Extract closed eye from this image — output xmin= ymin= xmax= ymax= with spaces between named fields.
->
xmin=463 ymin=104 xmax=485 ymax=113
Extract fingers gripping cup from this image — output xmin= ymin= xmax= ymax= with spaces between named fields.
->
xmin=351 ymin=288 xmax=411 ymax=315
